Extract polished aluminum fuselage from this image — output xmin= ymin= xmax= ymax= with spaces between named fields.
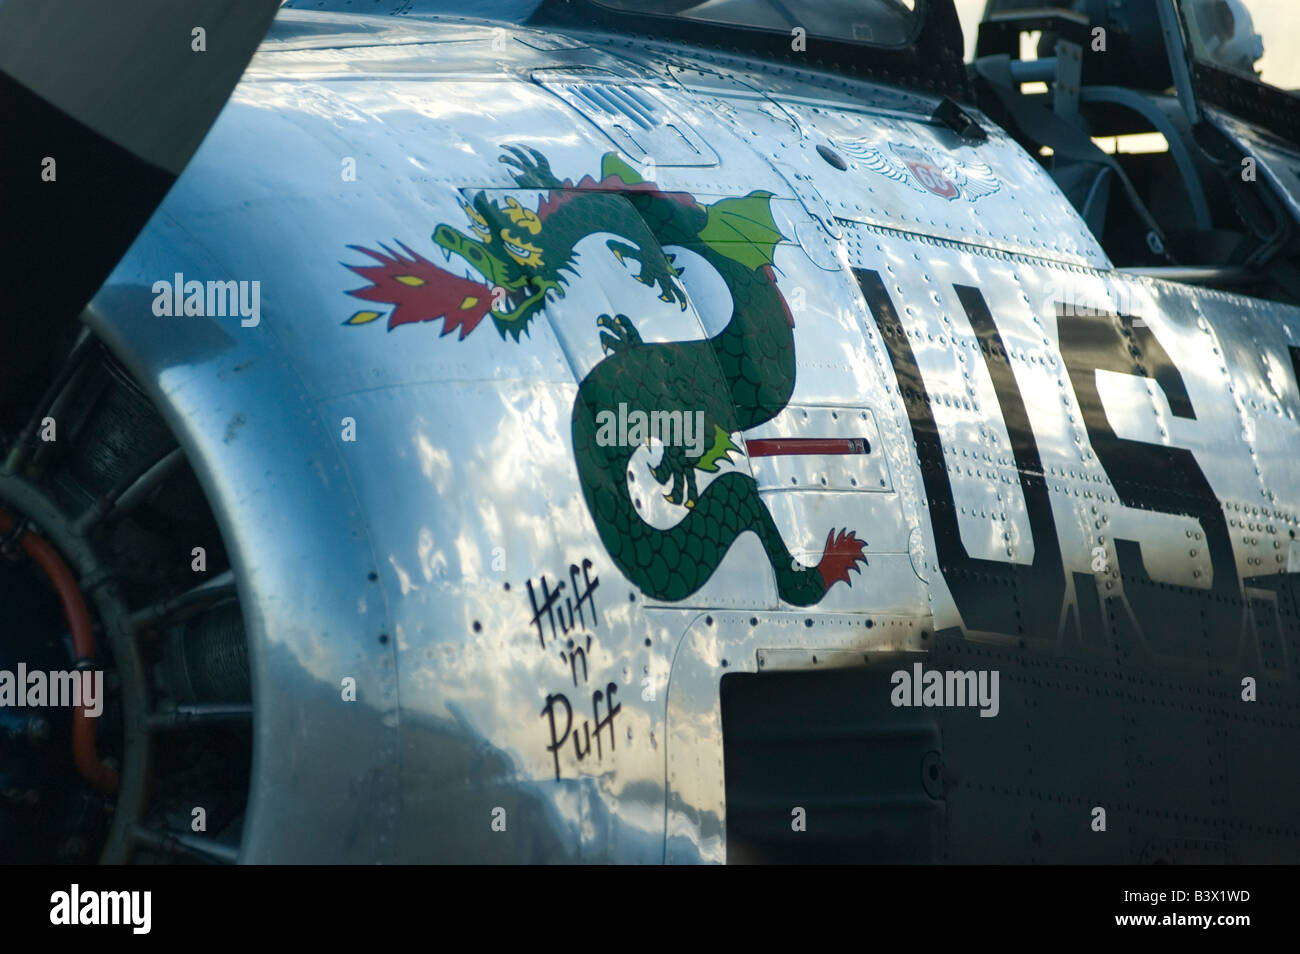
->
xmin=90 ymin=9 xmax=1300 ymax=861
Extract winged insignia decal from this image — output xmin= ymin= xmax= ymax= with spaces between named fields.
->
xmin=833 ymin=139 xmax=1001 ymax=202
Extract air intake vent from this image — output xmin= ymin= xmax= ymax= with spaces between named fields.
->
xmin=721 ymin=658 xmax=944 ymax=863
xmin=534 ymin=70 xmax=718 ymax=167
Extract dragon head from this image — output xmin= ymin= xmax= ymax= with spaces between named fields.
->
xmin=345 ymin=190 xmax=563 ymax=341
xmin=431 ymin=193 xmax=563 ymax=338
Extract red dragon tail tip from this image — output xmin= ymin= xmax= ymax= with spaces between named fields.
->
xmin=816 ymin=527 xmax=868 ymax=590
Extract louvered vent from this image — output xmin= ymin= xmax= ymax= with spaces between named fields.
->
xmin=534 ymin=70 xmax=718 ymax=166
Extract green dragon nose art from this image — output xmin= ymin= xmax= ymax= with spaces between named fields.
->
xmin=343 ymin=145 xmax=866 ymax=605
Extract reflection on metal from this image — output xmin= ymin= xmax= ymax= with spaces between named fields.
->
xmin=534 ymin=70 xmax=718 ymax=166
xmin=754 ymin=648 xmax=872 ymax=671
xmin=772 ymin=158 xmax=842 ymax=240
xmin=1207 ymin=107 xmax=1300 ymax=224
xmin=746 ymin=406 xmax=891 ymax=495
xmin=72 ymin=4 xmax=1300 ymax=863
xmin=1119 ymin=265 xmax=1255 ymax=284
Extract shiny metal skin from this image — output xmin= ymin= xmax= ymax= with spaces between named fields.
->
xmin=85 ymin=7 xmax=1300 ymax=862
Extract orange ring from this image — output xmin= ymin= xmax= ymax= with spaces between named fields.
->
xmin=0 ymin=507 xmax=119 ymax=793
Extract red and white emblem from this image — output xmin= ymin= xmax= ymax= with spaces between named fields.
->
xmin=893 ymin=143 xmax=959 ymax=199
xmin=839 ymin=138 xmax=1002 ymax=204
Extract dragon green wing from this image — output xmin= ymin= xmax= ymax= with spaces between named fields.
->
xmin=600 ymin=153 xmax=645 ymax=186
xmin=699 ymin=191 xmax=785 ymax=271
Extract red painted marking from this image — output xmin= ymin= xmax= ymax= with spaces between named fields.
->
xmin=746 ymin=437 xmax=870 ymax=457
xmin=905 ymin=160 xmax=959 ymax=199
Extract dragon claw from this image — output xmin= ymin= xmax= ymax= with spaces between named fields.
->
xmin=815 ymin=527 xmax=868 ymax=590
xmin=499 ymin=143 xmax=560 ymax=188
xmin=597 ymin=312 xmax=642 ymax=354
